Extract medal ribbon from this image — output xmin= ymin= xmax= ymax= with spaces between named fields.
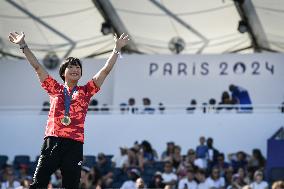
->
xmin=63 ymin=86 xmax=77 ymax=117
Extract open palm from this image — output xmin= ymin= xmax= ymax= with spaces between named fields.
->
xmin=114 ymin=33 xmax=130 ymax=50
xmin=9 ymin=32 xmax=25 ymax=44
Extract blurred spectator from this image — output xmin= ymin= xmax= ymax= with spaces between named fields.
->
xmin=195 ymin=169 xmax=208 ymax=189
xmin=243 ymin=185 xmax=253 ymax=189
xmin=186 ymin=99 xmax=197 ymax=114
xmin=228 ymin=151 xmax=248 ymax=172
xmin=41 ymin=101 xmax=50 ymax=112
xmin=148 ymin=171 xmax=165 ymax=188
xmin=89 ymin=166 xmax=102 ymax=189
xmin=161 ymin=142 xmax=175 ymax=162
xmin=80 ymin=166 xmax=92 ymax=189
xmin=140 ymin=140 xmax=158 ymax=165
xmin=202 ymin=103 xmax=207 ymax=113
xmin=207 ymin=137 xmax=220 ymax=169
xmin=205 ymin=167 xmax=225 ymax=189
xmin=51 ymin=169 xmax=62 ymax=188
xmin=228 ymin=167 xmax=250 ymax=189
xmin=112 ymin=147 xmax=129 ymax=169
xmin=128 ymin=98 xmax=139 ymax=114
xmin=158 ymin=102 xmax=166 ymax=114
xmin=120 ymin=168 xmax=140 ymax=189
xmin=249 ymin=170 xmax=268 ymax=189
xmin=142 ymin=97 xmax=155 ymax=114
xmin=18 ymin=178 xmax=31 ymax=189
xmin=88 ymin=99 xmax=99 ymax=112
xmin=224 ymin=166 xmax=234 ymax=188
xmin=229 ymin=84 xmax=253 ymax=113
xmin=0 ymin=171 xmax=20 ymax=189
xmin=213 ymin=153 xmax=230 ymax=176
xmin=100 ymin=104 xmax=110 ymax=113
xmin=195 ymin=136 xmax=208 ymax=160
xmin=120 ymin=103 xmax=128 ymax=114
xmin=135 ymin=177 xmax=146 ymax=189
xmin=96 ymin=153 xmax=113 ymax=188
xmin=162 ymin=162 xmax=178 ymax=187
xmin=272 ymin=181 xmax=284 ymax=189
xmin=178 ymin=169 xmax=197 ymax=189
xmin=177 ymin=149 xmax=195 ymax=173
xmin=127 ymin=148 xmax=140 ymax=168
xmin=184 ymin=149 xmax=205 ymax=170
xmin=0 ymin=164 xmax=14 ymax=183
xmin=172 ymin=145 xmax=182 ymax=169
xmin=217 ymin=91 xmax=234 ymax=111
xmin=208 ymin=98 xmax=217 ymax=113
xmin=16 ymin=164 xmax=31 ymax=182
xmin=247 ymin=149 xmax=266 ymax=172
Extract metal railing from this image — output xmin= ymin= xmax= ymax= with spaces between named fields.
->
xmin=0 ymin=104 xmax=283 ymax=115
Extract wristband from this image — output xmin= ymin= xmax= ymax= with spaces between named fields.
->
xmin=19 ymin=43 xmax=28 ymax=53
xmin=113 ymin=49 xmax=122 ymax=58
xmin=113 ymin=49 xmax=120 ymax=55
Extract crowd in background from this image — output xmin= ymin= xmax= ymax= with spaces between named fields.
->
xmin=0 ymin=136 xmax=283 ymax=189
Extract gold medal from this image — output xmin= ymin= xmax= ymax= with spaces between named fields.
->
xmin=61 ymin=116 xmax=71 ymax=126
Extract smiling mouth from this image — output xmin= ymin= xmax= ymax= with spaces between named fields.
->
xmin=71 ymin=73 xmax=79 ymax=76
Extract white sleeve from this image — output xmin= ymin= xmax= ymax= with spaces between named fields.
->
xmin=178 ymin=179 xmax=186 ymax=189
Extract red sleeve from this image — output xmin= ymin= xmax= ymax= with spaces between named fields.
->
xmin=85 ymin=79 xmax=100 ymax=98
xmin=41 ymin=75 xmax=61 ymax=96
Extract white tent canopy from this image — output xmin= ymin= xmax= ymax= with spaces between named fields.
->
xmin=0 ymin=0 xmax=283 ymax=59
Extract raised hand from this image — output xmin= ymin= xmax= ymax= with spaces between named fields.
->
xmin=8 ymin=32 xmax=25 ymax=45
xmin=114 ymin=33 xmax=130 ymax=51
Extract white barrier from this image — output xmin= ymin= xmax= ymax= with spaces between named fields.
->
xmin=0 ymin=113 xmax=283 ymax=162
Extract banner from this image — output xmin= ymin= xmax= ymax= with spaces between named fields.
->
xmin=114 ymin=53 xmax=284 ymax=106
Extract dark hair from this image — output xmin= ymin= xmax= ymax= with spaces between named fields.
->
xmin=141 ymin=140 xmax=153 ymax=153
xmin=59 ymin=57 xmax=82 ymax=81
xmin=252 ymin=149 xmax=266 ymax=167
xmin=196 ymin=169 xmax=206 ymax=175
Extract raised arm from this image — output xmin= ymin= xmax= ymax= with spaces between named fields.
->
xmin=8 ymin=32 xmax=48 ymax=82
xmin=92 ymin=33 xmax=130 ymax=88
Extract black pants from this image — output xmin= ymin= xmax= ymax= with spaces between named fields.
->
xmin=30 ymin=136 xmax=83 ymax=189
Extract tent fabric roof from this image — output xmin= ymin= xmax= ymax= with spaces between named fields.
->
xmin=0 ymin=0 xmax=283 ymax=59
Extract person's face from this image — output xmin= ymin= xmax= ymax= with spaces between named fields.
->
xmin=255 ymin=175 xmax=263 ymax=183
xmin=174 ymin=147 xmax=181 ymax=154
xmin=129 ymin=99 xmax=135 ymax=106
xmin=64 ymin=63 xmax=82 ymax=82
xmin=238 ymin=168 xmax=245 ymax=178
xmin=187 ymin=150 xmax=196 ymax=160
xmin=217 ymin=156 xmax=224 ymax=163
xmin=207 ymin=139 xmax=213 ymax=146
xmin=164 ymin=163 xmax=172 ymax=173
xmin=98 ymin=156 xmax=106 ymax=164
xmin=136 ymin=178 xmax=145 ymax=189
xmin=212 ymin=169 xmax=220 ymax=179
xmin=200 ymin=137 xmax=205 ymax=144
xmin=81 ymin=170 xmax=87 ymax=178
xmin=155 ymin=176 xmax=162 ymax=183
xmin=237 ymin=153 xmax=244 ymax=161
xmin=196 ymin=172 xmax=205 ymax=182
xmin=187 ymin=172 xmax=194 ymax=181
xmin=167 ymin=143 xmax=175 ymax=152
xmin=7 ymin=173 xmax=15 ymax=182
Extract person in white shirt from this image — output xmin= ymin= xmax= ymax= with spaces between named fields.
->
xmin=1 ymin=173 xmax=21 ymax=189
xmin=120 ymin=169 xmax=140 ymax=189
xmin=112 ymin=147 xmax=129 ymax=168
xmin=205 ymin=167 xmax=225 ymax=189
xmin=249 ymin=171 xmax=268 ymax=189
xmin=162 ymin=161 xmax=178 ymax=187
xmin=178 ymin=169 xmax=198 ymax=189
xmin=196 ymin=169 xmax=208 ymax=189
